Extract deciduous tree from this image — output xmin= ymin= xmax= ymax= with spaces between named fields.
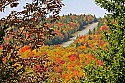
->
xmin=85 ymin=0 xmax=125 ymax=82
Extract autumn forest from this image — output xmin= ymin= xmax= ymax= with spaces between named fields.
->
xmin=0 ymin=0 xmax=125 ymax=83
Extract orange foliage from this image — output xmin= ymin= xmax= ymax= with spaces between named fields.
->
xmin=18 ymin=46 xmax=30 ymax=54
xmin=77 ymin=71 xmax=84 ymax=78
xmin=61 ymin=73 xmax=68 ymax=79
xmin=96 ymin=60 xmax=103 ymax=65
xmin=78 ymin=45 xmax=86 ymax=49
xmin=2 ymin=57 xmax=7 ymax=64
xmin=68 ymin=54 xmax=79 ymax=62
xmin=54 ymin=66 xmax=62 ymax=73
xmin=25 ymin=33 xmax=29 ymax=39
xmin=80 ymin=35 xmax=86 ymax=39
xmin=100 ymin=25 xmax=108 ymax=31
xmin=67 ymin=64 xmax=74 ymax=70
xmin=55 ymin=57 xmax=65 ymax=64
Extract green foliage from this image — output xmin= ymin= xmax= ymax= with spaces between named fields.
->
xmin=45 ymin=14 xmax=98 ymax=45
xmin=2 ymin=0 xmax=125 ymax=82
xmin=84 ymin=0 xmax=125 ymax=83
xmin=89 ymin=29 xmax=92 ymax=35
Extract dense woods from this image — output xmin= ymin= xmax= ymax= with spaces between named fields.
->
xmin=0 ymin=0 xmax=125 ymax=83
xmin=46 ymin=14 xmax=97 ymax=45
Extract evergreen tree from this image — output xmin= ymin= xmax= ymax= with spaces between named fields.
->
xmin=88 ymin=29 xmax=92 ymax=35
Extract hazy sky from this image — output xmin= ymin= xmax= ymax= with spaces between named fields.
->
xmin=0 ymin=0 xmax=108 ymax=18
xmin=60 ymin=0 xmax=108 ymax=17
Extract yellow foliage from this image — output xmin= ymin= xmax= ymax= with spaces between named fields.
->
xmin=12 ymin=62 xmax=23 ymax=72
xmin=32 ymin=49 xmax=41 ymax=56
xmin=78 ymin=45 xmax=86 ymax=50
xmin=19 ymin=27 xmax=24 ymax=31
xmin=0 ymin=47 xmax=2 ymax=55
xmin=19 ymin=49 xmax=31 ymax=58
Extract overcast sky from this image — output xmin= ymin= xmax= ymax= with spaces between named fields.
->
xmin=0 ymin=0 xmax=108 ymax=18
xmin=59 ymin=0 xmax=108 ymax=17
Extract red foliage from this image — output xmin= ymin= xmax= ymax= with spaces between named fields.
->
xmin=96 ymin=60 xmax=103 ymax=65
xmin=100 ymin=25 xmax=108 ymax=31
xmin=18 ymin=46 xmax=30 ymax=53
xmin=61 ymin=73 xmax=68 ymax=78
xmin=80 ymin=36 xmax=86 ymax=39
xmin=89 ymin=54 xmax=96 ymax=60
xmin=55 ymin=58 xmax=65 ymax=64
xmin=68 ymin=54 xmax=79 ymax=62
xmin=98 ymin=40 xmax=105 ymax=46
xmin=89 ymin=54 xmax=103 ymax=65
xmin=54 ymin=66 xmax=62 ymax=73
xmin=55 ymin=44 xmax=61 ymax=47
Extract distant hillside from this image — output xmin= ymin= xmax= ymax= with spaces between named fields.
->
xmin=45 ymin=14 xmax=98 ymax=45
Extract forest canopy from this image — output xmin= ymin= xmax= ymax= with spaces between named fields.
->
xmin=0 ymin=0 xmax=125 ymax=83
